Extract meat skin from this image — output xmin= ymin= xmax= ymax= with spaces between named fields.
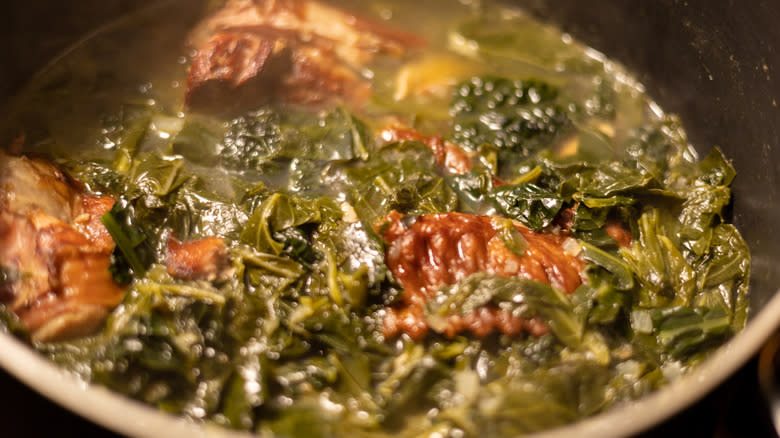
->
xmin=0 ymin=154 xmax=123 ymax=341
xmin=185 ymin=0 xmax=423 ymax=111
xmin=165 ymin=236 xmax=231 ymax=281
xmin=377 ymin=211 xmax=583 ymax=340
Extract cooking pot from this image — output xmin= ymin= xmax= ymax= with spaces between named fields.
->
xmin=1 ymin=0 xmax=779 ymax=436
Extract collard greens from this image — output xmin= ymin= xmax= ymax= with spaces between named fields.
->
xmin=4 ymin=2 xmax=750 ymax=437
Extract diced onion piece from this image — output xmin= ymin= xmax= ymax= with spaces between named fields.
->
xmin=562 ymin=237 xmax=582 ymax=257
xmin=340 ymin=201 xmax=359 ymax=223
xmin=151 ymin=115 xmax=184 ymax=140
xmin=630 ymin=310 xmax=653 ymax=334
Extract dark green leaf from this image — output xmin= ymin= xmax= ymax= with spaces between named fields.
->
xmin=678 ymin=186 xmax=731 ymax=256
xmin=240 ymin=193 xmax=338 ymax=256
xmin=446 ymin=168 xmax=493 ymax=213
xmin=125 ymin=152 xmax=190 ymax=199
xmin=487 ymin=183 xmax=563 ymax=231
xmin=219 ymin=107 xmax=373 ymax=172
xmin=579 ymin=241 xmax=634 ymax=290
xmin=101 ymin=200 xmax=154 ymax=280
xmin=427 ymin=274 xmax=585 ymax=348
xmin=313 ymin=220 xmax=388 ymax=305
xmin=450 ymin=76 xmax=570 ymax=155
xmin=577 ymin=162 xmax=652 ymax=198
xmin=695 ymin=224 xmax=750 ymax=329
xmin=219 ymin=108 xmax=281 ymax=171
xmin=346 ymin=141 xmax=458 ymax=227
xmin=473 ymin=360 xmax=610 ymax=435
xmin=649 ymin=306 xmax=732 ymax=358
xmin=112 ymin=112 xmax=152 ymax=174
xmin=619 ymin=209 xmax=672 ymax=307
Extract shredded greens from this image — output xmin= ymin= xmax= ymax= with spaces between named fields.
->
xmin=3 ymin=1 xmax=750 ymax=437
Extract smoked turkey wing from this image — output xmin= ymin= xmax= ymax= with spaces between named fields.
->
xmin=185 ymin=0 xmax=424 ymax=110
xmin=0 ymin=154 xmax=123 ymax=341
xmin=377 ymin=211 xmax=584 ymax=340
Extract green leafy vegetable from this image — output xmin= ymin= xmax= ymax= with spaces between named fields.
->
xmin=450 ymin=76 xmax=570 ymax=155
xmin=101 ymin=201 xmax=154 ymax=281
xmin=220 ymin=107 xmax=372 ymax=172
xmin=219 ymin=108 xmax=281 ymax=171
xmin=2 ymin=2 xmax=752 ymax=437
xmin=446 ymin=168 xmax=494 ymax=213
xmin=39 ymin=94 xmax=748 ymax=438
xmin=240 ymin=193 xmax=335 ymax=256
xmin=346 ymin=141 xmax=458 ymax=227
xmin=427 ymin=274 xmax=586 ymax=348
xmin=645 ymin=306 xmax=732 ymax=358
xmin=579 ymin=241 xmax=634 ymax=290
xmin=487 ymin=182 xmax=563 ymax=230
xmin=111 ymin=111 xmax=153 ymax=174
xmin=471 ymin=360 xmax=610 ymax=435
xmin=677 ymin=186 xmax=731 ymax=256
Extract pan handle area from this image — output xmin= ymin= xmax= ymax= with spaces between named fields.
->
xmin=758 ymin=330 xmax=780 ymax=436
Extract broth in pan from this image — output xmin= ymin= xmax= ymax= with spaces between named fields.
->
xmin=0 ymin=0 xmax=750 ymax=435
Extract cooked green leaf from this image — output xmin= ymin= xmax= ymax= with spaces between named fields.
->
xmin=487 ymin=182 xmax=563 ymax=231
xmin=450 ymin=76 xmax=570 ymax=155
xmin=427 ymin=274 xmax=585 ymax=348
xmin=101 ymin=200 xmax=154 ymax=280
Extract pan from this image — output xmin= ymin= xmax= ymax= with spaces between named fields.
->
xmin=1 ymin=0 xmax=779 ymax=436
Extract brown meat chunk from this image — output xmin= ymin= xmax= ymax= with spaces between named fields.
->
xmin=382 ymin=306 xmax=428 ymax=341
xmin=382 ymin=306 xmax=549 ymax=341
xmin=186 ymin=32 xmax=283 ymax=108
xmin=73 ymin=194 xmax=117 ymax=252
xmin=377 ymin=211 xmax=583 ymax=340
xmin=0 ymin=154 xmax=123 ymax=341
xmin=185 ymin=0 xmax=424 ymax=110
xmin=554 ymin=207 xmax=576 ymax=231
xmin=445 ymin=308 xmax=550 ymax=339
xmin=606 ymin=219 xmax=632 ymax=248
xmin=379 ymin=126 xmax=473 ymax=175
xmin=165 ymin=236 xmax=230 ymax=281
xmin=379 ymin=211 xmax=584 ymax=302
xmin=555 ymin=207 xmax=633 ymax=248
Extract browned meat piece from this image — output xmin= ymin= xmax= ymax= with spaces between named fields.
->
xmin=443 ymin=308 xmax=550 ymax=339
xmin=381 ymin=306 xmax=428 ymax=341
xmin=187 ymin=33 xmax=285 ymax=107
xmin=0 ymin=153 xmax=124 ymax=341
xmin=73 ymin=194 xmax=117 ymax=252
xmin=555 ymin=207 xmax=633 ymax=248
xmin=376 ymin=210 xmax=583 ymax=340
xmin=382 ymin=305 xmax=550 ymax=341
xmin=379 ymin=211 xmax=584 ymax=301
xmin=185 ymin=0 xmax=424 ymax=110
xmin=379 ymin=126 xmax=473 ymax=175
xmin=606 ymin=219 xmax=632 ymax=248
xmin=553 ymin=207 xmax=576 ymax=230
xmin=165 ymin=236 xmax=231 ymax=281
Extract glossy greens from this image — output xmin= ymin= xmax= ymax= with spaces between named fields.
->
xmin=2 ymin=1 xmax=749 ymax=436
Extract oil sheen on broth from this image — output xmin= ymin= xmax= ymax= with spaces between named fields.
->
xmin=0 ymin=0 xmax=750 ymax=437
